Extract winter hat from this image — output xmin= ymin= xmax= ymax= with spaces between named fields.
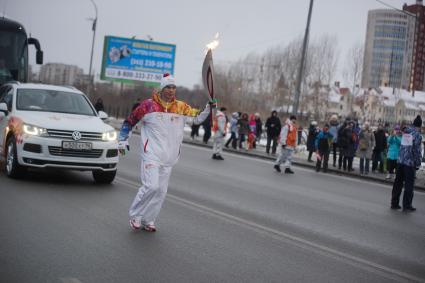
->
xmin=311 ymin=121 xmax=317 ymax=126
xmin=220 ymin=107 xmax=227 ymax=111
xmin=160 ymin=73 xmax=176 ymax=89
xmin=330 ymin=114 xmax=338 ymax=121
xmin=394 ymin=125 xmax=400 ymax=131
xmin=413 ymin=115 xmax=422 ymax=127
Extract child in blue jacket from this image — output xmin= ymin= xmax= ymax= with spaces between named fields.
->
xmin=315 ymin=124 xmax=334 ymax=172
xmin=386 ymin=125 xmax=402 ymax=179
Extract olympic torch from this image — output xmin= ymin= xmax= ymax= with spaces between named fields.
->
xmin=202 ymin=33 xmax=219 ymax=123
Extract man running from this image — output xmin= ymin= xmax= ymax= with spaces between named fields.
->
xmin=118 ymin=73 xmax=212 ymax=231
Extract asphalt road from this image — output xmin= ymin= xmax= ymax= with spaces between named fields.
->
xmin=1 ymin=136 xmax=425 ymax=283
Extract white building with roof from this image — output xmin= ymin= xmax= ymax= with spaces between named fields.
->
xmin=301 ymin=83 xmax=355 ymax=122
xmin=359 ymin=86 xmax=425 ymax=125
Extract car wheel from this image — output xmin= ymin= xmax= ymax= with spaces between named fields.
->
xmin=5 ymin=136 xmax=27 ymax=178
xmin=92 ymin=169 xmax=116 ymax=184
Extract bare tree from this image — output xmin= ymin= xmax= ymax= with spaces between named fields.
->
xmin=343 ymin=42 xmax=364 ymax=91
xmin=306 ymin=35 xmax=339 ymax=86
xmin=212 ymin=34 xmax=340 ymax=123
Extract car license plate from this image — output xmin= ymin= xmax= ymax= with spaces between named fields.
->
xmin=62 ymin=141 xmax=92 ymax=150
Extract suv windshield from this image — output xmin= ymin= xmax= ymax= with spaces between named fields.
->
xmin=16 ymin=89 xmax=96 ymax=116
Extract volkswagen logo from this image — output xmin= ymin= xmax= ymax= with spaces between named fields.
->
xmin=72 ymin=131 xmax=82 ymax=141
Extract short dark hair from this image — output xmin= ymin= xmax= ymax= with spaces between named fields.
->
xmin=290 ymin=115 xmax=297 ymax=120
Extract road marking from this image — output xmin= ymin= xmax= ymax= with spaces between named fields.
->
xmin=116 ymin=176 xmax=425 ymax=283
xmin=59 ymin=278 xmax=83 ymax=283
xmin=182 ymin=143 xmax=425 ymax=196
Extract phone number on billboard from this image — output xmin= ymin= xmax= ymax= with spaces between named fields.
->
xmin=105 ymin=68 xmax=163 ymax=82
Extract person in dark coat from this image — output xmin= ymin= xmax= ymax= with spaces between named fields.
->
xmin=202 ymin=116 xmax=212 ymax=144
xmin=306 ymin=121 xmax=319 ymax=162
xmin=94 ymin=98 xmax=104 ymax=113
xmin=237 ymin=113 xmax=250 ymax=149
xmin=340 ymin=121 xmax=357 ymax=171
xmin=255 ymin=113 xmax=263 ymax=144
xmin=337 ymin=121 xmax=348 ymax=169
xmin=225 ymin=112 xmax=239 ymax=149
xmin=372 ymin=124 xmax=388 ymax=173
xmin=191 ymin=124 xmax=200 ymax=140
xmin=391 ymin=115 xmax=423 ymax=212
xmin=265 ymin=111 xmax=281 ymax=154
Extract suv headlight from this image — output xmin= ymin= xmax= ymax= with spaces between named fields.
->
xmin=23 ymin=124 xmax=48 ymax=136
xmin=102 ymin=130 xmax=117 ymax=141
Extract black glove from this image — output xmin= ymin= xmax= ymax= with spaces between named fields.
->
xmin=282 ymin=144 xmax=286 ymax=149
xmin=222 ymin=133 xmax=226 ymax=137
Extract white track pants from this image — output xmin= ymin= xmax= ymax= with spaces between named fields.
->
xmin=275 ymin=147 xmax=294 ymax=168
xmin=129 ymin=159 xmax=172 ymax=224
xmin=213 ymin=134 xmax=224 ymax=155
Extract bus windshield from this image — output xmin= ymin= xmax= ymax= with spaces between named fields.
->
xmin=0 ymin=30 xmax=28 ymax=84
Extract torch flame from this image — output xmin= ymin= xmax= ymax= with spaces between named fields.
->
xmin=205 ymin=32 xmax=220 ymax=52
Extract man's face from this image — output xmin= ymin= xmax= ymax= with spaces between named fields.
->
xmin=323 ymin=127 xmax=329 ymax=132
xmin=161 ymin=85 xmax=176 ymax=102
xmin=291 ymin=118 xmax=296 ymax=124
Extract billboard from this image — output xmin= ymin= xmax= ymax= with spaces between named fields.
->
xmin=100 ymin=36 xmax=176 ymax=85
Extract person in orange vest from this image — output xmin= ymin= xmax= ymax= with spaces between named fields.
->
xmin=274 ymin=115 xmax=297 ymax=174
xmin=212 ymin=107 xmax=227 ymax=160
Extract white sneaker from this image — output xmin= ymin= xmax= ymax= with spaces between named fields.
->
xmin=130 ymin=218 xmax=142 ymax=230
xmin=142 ymin=223 xmax=157 ymax=232
xmin=385 ymin=173 xmax=391 ymax=179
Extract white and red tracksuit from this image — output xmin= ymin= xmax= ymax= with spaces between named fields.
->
xmin=275 ymin=119 xmax=297 ymax=169
xmin=212 ymin=110 xmax=227 ymax=156
xmin=119 ymin=92 xmax=210 ymax=225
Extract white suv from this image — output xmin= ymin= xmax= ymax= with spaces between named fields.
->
xmin=0 ymin=82 xmax=119 ymax=183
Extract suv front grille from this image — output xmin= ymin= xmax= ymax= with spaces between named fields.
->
xmin=47 ymin=129 xmax=103 ymax=141
xmin=48 ymin=146 xmax=103 ymax=158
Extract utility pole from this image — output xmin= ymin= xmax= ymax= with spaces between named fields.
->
xmin=293 ymin=0 xmax=314 ymax=116
xmin=88 ymin=0 xmax=98 ymax=96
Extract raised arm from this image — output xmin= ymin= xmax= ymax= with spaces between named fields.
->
xmin=183 ymin=102 xmax=212 ymax=125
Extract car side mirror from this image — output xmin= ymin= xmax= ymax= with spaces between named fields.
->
xmin=36 ymin=50 xmax=43 ymax=65
xmin=98 ymin=111 xmax=108 ymax=120
xmin=28 ymin=37 xmax=43 ymax=65
xmin=0 ymin=102 xmax=8 ymax=116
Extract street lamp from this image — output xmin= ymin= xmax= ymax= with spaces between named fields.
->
xmin=88 ymin=0 xmax=98 ymax=95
